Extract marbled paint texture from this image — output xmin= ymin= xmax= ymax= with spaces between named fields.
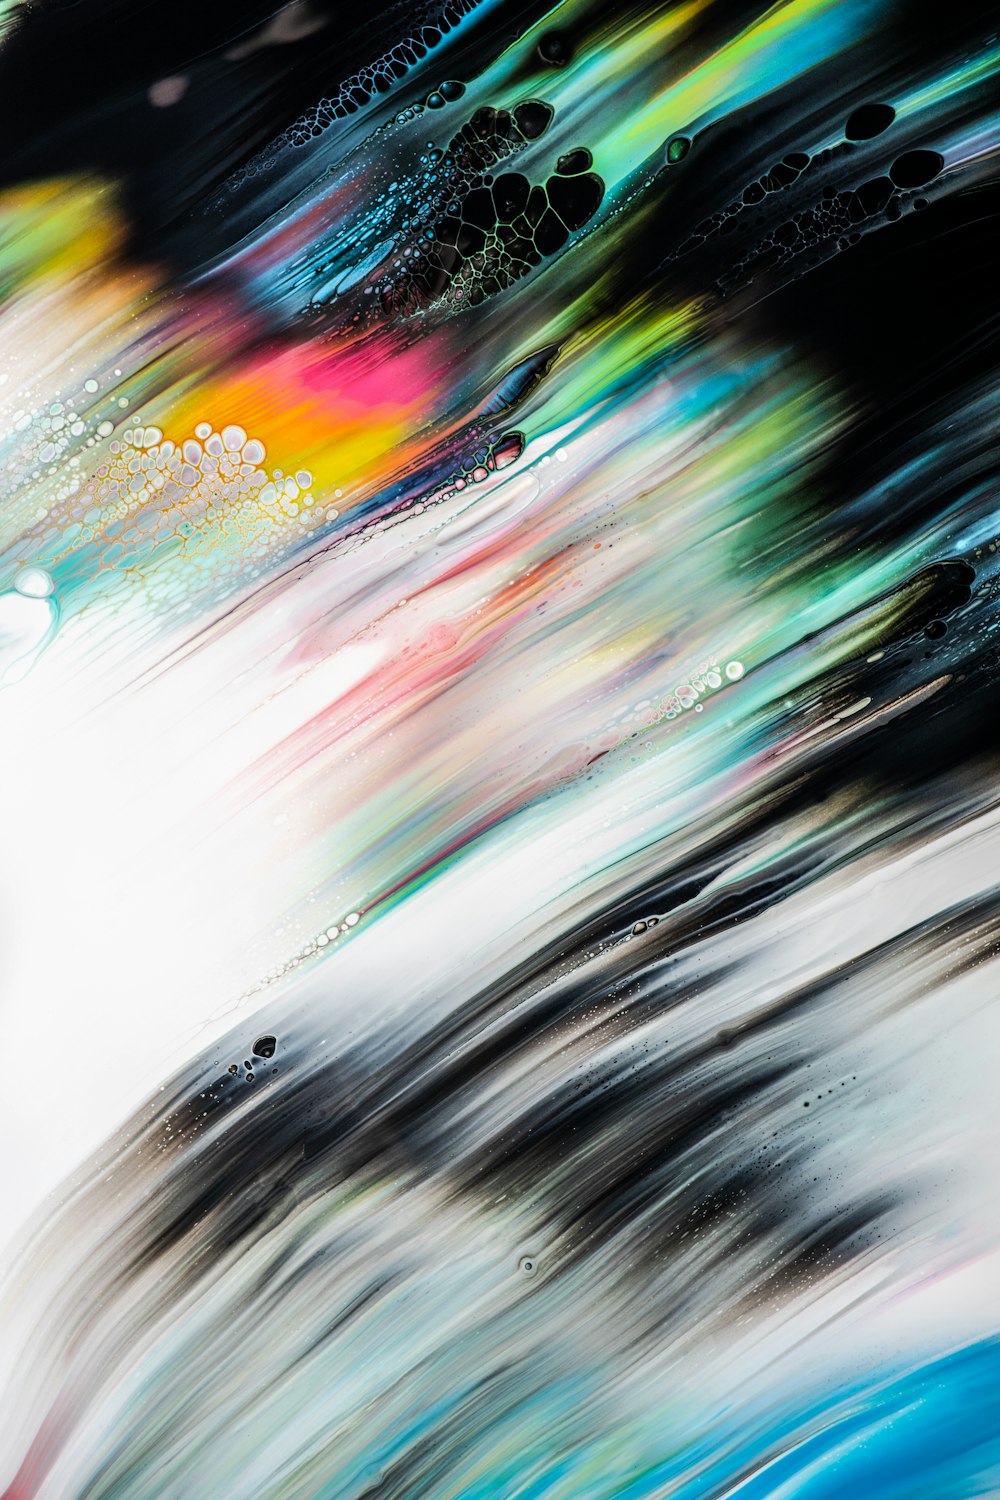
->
xmin=0 ymin=0 xmax=998 ymax=1494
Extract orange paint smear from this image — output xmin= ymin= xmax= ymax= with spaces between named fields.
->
xmin=165 ymin=330 xmax=449 ymax=502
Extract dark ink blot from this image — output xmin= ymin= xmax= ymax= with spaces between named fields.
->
xmin=439 ymin=80 xmax=465 ymax=101
xmin=890 ymin=150 xmax=944 ymax=188
xmin=537 ymin=30 xmax=573 ymax=67
xmin=556 ymin=148 xmax=593 ymax=176
xmin=252 ymin=1036 xmax=277 ymax=1059
xmin=491 ymin=172 xmax=529 ymax=219
xmin=546 ymin=171 xmax=604 ymax=230
xmin=513 ymin=100 xmax=554 ymax=140
xmin=666 ymin=136 xmax=691 ymax=165
xmin=845 ymin=103 xmax=895 ymax=141
xmin=924 ymin=619 xmax=948 ymax=639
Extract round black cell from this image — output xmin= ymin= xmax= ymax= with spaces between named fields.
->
xmin=469 ymin=106 xmax=497 ymax=140
xmin=491 ymin=172 xmax=530 ymax=220
xmin=537 ymin=30 xmax=573 ymax=66
xmin=666 ymin=135 xmax=690 ymax=165
xmin=555 ymin=147 xmax=592 ymax=176
xmin=890 ymin=150 xmax=944 ymax=188
xmin=913 ymin=560 xmax=975 ymax=626
xmin=462 ymin=185 xmax=497 ymax=230
xmin=845 ymin=103 xmax=895 ymax=141
xmin=924 ymin=619 xmax=948 ymax=639
xmin=513 ymin=100 xmax=554 ymax=140
xmin=439 ymin=80 xmax=465 ymax=101
xmin=252 ymin=1035 xmax=277 ymax=1059
xmin=546 ymin=171 xmax=603 ymax=230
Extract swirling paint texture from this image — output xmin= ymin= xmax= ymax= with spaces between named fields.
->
xmin=0 ymin=0 xmax=998 ymax=1495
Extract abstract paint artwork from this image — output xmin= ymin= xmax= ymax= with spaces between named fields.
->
xmin=2 ymin=0 xmax=999 ymax=1492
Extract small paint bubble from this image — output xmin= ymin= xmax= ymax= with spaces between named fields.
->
xmin=14 ymin=567 xmax=54 ymax=598
xmin=537 ymin=30 xmax=572 ymax=66
xmin=845 ymin=102 xmax=895 ymax=141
